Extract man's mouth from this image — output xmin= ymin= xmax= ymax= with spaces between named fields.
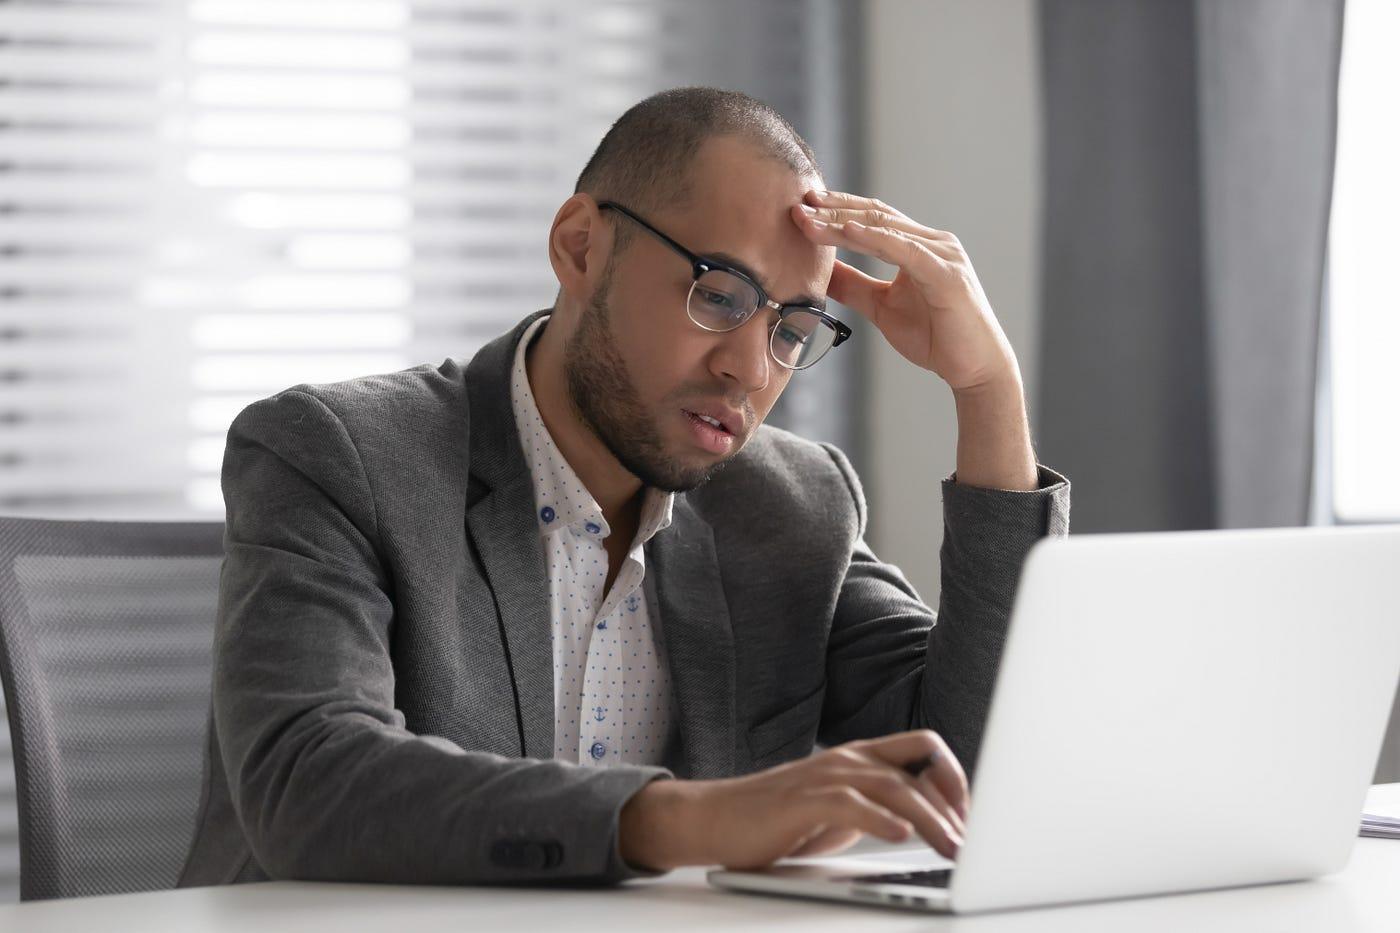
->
xmin=682 ymin=408 xmax=738 ymax=454
xmin=687 ymin=411 xmax=730 ymax=433
xmin=680 ymin=402 xmax=744 ymax=436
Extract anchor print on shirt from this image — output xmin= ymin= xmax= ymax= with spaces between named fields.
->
xmin=625 ymin=594 xmax=641 ymax=613
xmin=593 ymin=706 xmax=607 ymax=722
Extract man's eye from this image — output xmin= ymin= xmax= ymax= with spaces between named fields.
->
xmin=776 ymin=324 xmax=808 ymax=346
xmin=696 ymin=286 xmax=738 ymax=309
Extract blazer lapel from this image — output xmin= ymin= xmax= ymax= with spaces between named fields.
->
xmin=462 ymin=309 xmax=556 ymax=760
xmin=465 ymin=474 xmax=554 ymax=759
xmin=646 ymin=497 xmax=736 ymax=779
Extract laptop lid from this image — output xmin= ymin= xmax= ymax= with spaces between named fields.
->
xmin=950 ymin=525 xmax=1400 ymax=913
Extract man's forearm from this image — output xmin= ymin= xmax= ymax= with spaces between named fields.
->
xmin=951 ymin=371 xmax=1038 ymax=491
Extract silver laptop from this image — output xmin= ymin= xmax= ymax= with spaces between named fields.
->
xmin=709 ymin=525 xmax=1400 ymax=914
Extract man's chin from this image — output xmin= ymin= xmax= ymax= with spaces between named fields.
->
xmin=641 ymin=448 xmax=736 ymax=493
xmin=683 ymin=446 xmax=744 ymax=489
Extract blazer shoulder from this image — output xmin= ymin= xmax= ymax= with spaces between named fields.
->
xmin=283 ymin=358 xmax=469 ymax=422
xmin=225 ymin=360 xmax=475 ymax=530
xmin=236 ymin=358 xmax=472 ymax=451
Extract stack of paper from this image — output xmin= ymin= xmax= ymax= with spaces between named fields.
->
xmin=1360 ymin=812 xmax=1400 ymax=839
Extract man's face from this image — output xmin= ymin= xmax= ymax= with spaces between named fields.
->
xmin=564 ymin=136 xmax=833 ymax=493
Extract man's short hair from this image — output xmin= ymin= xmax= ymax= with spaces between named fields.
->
xmin=573 ymin=86 xmax=823 ymax=253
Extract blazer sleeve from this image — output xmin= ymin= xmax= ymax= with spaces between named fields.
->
xmin=214 ymin=388 xmax=674 ymax=885
xmin=817 ymin=442 xmax=1071 ymax=780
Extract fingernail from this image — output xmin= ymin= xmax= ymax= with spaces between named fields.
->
xmin=810 ymin=218 xmax=828 ymax=229
xmin=846 ymin=220 xmax=865 ymax=231
xmin=798 ymin=204 xmax=816 ymax=215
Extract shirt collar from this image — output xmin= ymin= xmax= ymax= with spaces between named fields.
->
xmin=509 ymin=314 xmax=674 ymax=543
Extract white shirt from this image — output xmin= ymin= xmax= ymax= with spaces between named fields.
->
xmin=509 ymin=314 xmax=676 ymax=767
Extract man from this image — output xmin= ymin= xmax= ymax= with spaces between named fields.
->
xmin=178 ymin=87 xmax=1069 ymax=888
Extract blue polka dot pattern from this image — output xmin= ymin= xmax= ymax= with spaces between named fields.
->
xmin=509 ymin=315 xmax=675 ymax=768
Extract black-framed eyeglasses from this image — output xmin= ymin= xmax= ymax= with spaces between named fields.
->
xmin=597 ymin=200 xmax=852 ymax=371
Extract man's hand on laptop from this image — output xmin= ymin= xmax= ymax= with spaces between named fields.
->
xmin=619 ymin=730 xmax=967 ymax=872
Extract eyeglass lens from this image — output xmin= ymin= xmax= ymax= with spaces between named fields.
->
xmin=687 ymin=269 xmax=836 ymax=369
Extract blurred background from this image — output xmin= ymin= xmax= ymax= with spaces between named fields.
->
xmin=0 ymin=0 xmax=1395 ymax=901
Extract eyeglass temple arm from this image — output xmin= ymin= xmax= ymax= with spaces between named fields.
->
xmin=597 ymin=201 xmax=709 ymax=271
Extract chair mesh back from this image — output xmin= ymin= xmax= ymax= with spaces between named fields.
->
xmin=0 ymin=518 xmax=223 ymax=901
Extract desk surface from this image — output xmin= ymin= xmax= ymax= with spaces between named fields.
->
xmin=7 ymin=785 xmax=1399 ymax=932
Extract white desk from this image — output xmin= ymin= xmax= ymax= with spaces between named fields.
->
xmin=7 ymin=784 xmax=1399 ymax=932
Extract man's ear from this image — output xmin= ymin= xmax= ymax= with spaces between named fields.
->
xmin=547 ymin=194 xmax=610 ymax=310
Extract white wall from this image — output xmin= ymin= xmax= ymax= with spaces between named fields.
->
xmin=863 ymin=0 xmax=1043 ymax=603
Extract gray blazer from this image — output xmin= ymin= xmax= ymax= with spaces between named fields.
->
xmin=178 ymin=309 xmax=1070 ymax=889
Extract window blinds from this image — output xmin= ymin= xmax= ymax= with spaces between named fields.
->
xmin=0 ymin=0 xmax=859 ymax=902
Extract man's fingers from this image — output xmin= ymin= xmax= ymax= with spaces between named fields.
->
xmin=825 ymin=260 xmax=885 ymax=324
xmin=799 ymin=215 xmax=959 ymax=292
xmin=853 ymin=730 xmax=971 ymax=819
xmin=824 ymin=768 xmax=963 ymax=858
xmin=805 ymin=786 xmax=914 ymax=845
xmin=789 ymin=825 xmax=865 ymax=859
xmin=916 ymin=770 xmax=966 ymax=837
xmin=817 ymin=749 xmax=965 ymax=836
xmin=799 ymin=202 xmax=955 ymax=244
xmin=803 ymin=188 xmax=912 ymax=220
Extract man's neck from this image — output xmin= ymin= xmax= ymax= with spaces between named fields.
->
xmin=524 ymin=318 xmax=646 ymax=526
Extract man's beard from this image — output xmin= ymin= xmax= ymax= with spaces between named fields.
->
xmin=563 ymin=271 xmax=734 ymax=493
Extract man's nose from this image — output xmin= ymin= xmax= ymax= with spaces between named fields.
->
xmin=712 ymin=313 xmax=771 ymax=392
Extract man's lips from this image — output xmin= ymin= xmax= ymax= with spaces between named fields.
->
xmin=682 ymin=408 xmax=738 ymax=455
xmin=681 ymin=405 xmax=742 ymax=436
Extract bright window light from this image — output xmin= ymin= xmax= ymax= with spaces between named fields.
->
xmin=226 ymin=193 xmax=411 ymax=230
xmin=185 ymin=476 xmax=227 ymax=513
xmin=192 ymin=353 xmax=409 ymax=392
xmin=286 ymin=235 xmax=412 ymax=269
xmin=186 ymin=153 xmax=410 ymax=189
xmin=190 ymin=33 xmax=408 ymax=70
xmin=190 ymin=114 xmax=411 ymax=150
xmin=191 ymin=0 xmax=409 ymax=30
xmin=192 ymin=313 xmax=412 ymax=349
xmin=192 ymin=73 xmax=410 ymax=109
xmin=239 ymin=274 xmax=410 ymax=309
xmin=186 ymin=435 xmax=228 ymax=472
xmin=1329 ymin=0 xmax=1400 ymax=521
xmin=138 ymin=276 xmax=224 ymax=308
xmin=190 ymin=396 xmax=262 ymax=434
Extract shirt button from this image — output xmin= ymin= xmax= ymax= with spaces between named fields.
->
xmin=540 ymin=506 xmax=555 ymax=523
xmin=589 ymin=741 xmax=606 ymax=760
xmin=585 ymin=521 xmax=601 ymax=534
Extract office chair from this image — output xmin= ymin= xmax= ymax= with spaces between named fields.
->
xmin=0 ymin=517 xmax=223 ymax=901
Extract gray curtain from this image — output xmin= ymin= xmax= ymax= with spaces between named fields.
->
xmin=1036 ymin=0 xmax=1345 ymax=532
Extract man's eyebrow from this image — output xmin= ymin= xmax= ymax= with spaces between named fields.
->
xmin=706 ymin=251 xmax=827 ymax=311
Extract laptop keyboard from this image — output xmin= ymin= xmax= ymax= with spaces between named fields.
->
xmin=847 ymin=868 xmax=954 ymax=888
